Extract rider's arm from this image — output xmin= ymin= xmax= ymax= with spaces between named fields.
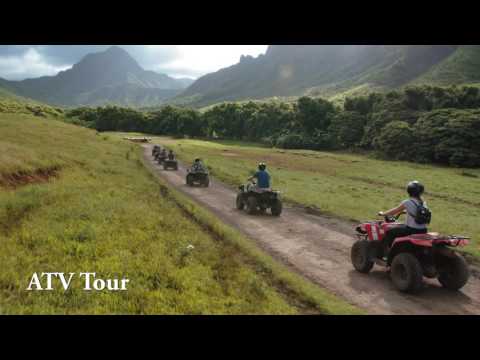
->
xmin=379 ymin=203 xmax=406 ymax=217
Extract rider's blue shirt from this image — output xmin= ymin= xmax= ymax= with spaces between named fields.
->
xmin=254 ymin=170 xmax=271 ymax=188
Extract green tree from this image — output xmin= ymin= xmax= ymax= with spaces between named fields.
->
xmin=329 ymin=111 xmax=366 ymax=148
xmin=295 ymin=97 xmax=336 ymax=132
xmin=373 ymin=121 xmax=415 ymax=160
xmin=414 ymin=109 xmax=480 ymax=167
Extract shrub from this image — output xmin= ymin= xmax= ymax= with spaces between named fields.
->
xmin=373 ymin=121 xmax=415 ymax=160
xmin=414 ymin=109 xmax=480 ymax=167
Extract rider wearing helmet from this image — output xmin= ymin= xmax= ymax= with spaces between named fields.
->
xmin=167 ymin=150 xmax=175 ymax=160
xmin=248 ymin=162 xmax=271 ymax=192
xmin=152 ymin=145 xmax=161 ymax=155
xmin=192 ymin=158 xmax=205 ymax=172
xmin=379 ymin=181 xmax=429 ymax=251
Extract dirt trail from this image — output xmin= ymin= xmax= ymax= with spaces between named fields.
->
xmin=143 ymin=145 xmax=480 ymax=315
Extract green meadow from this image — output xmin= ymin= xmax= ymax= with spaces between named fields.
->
xmin=0 ymin=113 xmax=360 ymax=314
xmin=148 ymin=137 xmax=480 ymax=259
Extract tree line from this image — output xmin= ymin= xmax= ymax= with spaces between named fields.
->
xmin=66 ymin=85 xmax=480 ymax=167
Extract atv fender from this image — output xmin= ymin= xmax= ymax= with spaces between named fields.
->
xmin=387 ymin=242 xmax=416 ymax=265
xmin=433 ymin=246 xmax=457 ymax=259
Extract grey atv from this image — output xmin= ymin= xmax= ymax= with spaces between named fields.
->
xmin=155 ymin=152 xmax=168 ymax=164
xmin=163 ymin=158 xmax=178 ymax=170
xmin=186 ymin=168 xmax=210 ymax=187
xmin=236 ymin=181 xmax=282 ymax=216
xmin=152 ymin=145 xmax=161 ymax=157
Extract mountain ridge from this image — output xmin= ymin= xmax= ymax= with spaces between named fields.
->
xmin=176 ymin=45 xmax=479 ymax=107
xmin=0 ymin=46 xmax=194 ymax=107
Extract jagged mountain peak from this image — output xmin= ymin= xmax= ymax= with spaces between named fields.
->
xmin=72 ymin=46 xmax=143 ymax=75
xmin=177 ymin=45 xmax=474 ymax=107
xmin=1 ymin=47 xmax=192 ymax=107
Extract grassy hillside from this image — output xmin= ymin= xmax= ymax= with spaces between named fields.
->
xmin=0 ymin=84 xmax=38 ymax=104
xmin=0 ymin=98 xmax=64 ymax=118
xmin=154 ymin=137 xmax=480 ymax=259
xmin=175 ymin=45 xmax=461 ymax=107
xmin=0 ymin=111 xmax=359 ymax=314
xmin=413 ymin=45 xmax=480 ymax=86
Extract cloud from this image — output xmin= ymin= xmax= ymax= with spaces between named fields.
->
xmin=157 ymin=45 xmax=268 ymax=78
xmin=0 ymin=48 xmax=70 ymax=80
xmin=0 ymin=45 xmax=268 ymax=81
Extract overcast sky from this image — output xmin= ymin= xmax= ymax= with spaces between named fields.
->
xmin=0 ymin=45 xmax=269 ymax=81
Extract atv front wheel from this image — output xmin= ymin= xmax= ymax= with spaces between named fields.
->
xmin=246 ymin=196 xmax=257 ymax=215
xmin=351 ymin=240 xmax=374 ymax=273
xmin=186 ymin=175 xmax=193 ymax=186
xmin=271 ymin=199 xmax=282 ymax=216
xmin=437 ymin=254 xmax=470 ymax=291
xmin=390 ymin=253 xmax=423 ymax=293
xmin=204 ymin=177 xmax=210 ymax=187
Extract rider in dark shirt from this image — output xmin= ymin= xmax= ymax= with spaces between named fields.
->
xmin=248 ymin=162 xmax=271 ymax=191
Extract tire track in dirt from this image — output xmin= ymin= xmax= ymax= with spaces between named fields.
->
xmin=142 ymin=144 xmax=480 ymax=315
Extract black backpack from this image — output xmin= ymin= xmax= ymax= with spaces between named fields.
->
xmin=409 ymin=199 xmax=432 ymax=225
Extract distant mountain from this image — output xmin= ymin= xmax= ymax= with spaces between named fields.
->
xmin=0 ymin=80 xmax=38 ymax=103
xmin=176 ymin=45 xmax=480 ymax=106
xmin=412 ymin=45 xmax=480 ymax=85
xmin=0 ymin=46 xmax=194 ymax=107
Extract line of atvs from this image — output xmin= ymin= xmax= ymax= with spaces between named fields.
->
xmin=152 ymin=145 xmax=178 ymax=170
xmin=152 ymin=144 xmax=471 ymax=293
xmin=152 ymin=144 xmax=282 ymax=216
xmin=152 ymin=145 xmax=210 ymax=186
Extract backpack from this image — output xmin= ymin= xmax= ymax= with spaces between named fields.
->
xmin=409 ymin=199 xmax=432 ymax=225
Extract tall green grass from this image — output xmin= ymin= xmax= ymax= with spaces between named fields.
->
xmin=0 ymin=114 xmax=311 ymax=314
xmin=148 ymin=137 xmax=480 ymax=259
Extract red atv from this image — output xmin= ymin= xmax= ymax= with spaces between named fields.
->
xmin=351 ymin=214 xmax=470 ymax=293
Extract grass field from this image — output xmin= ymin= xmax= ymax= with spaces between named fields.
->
xmin=143 ymin=137 xmax=480 ymax=259
xmin=0 ymin=113 xmax=360 ymax=314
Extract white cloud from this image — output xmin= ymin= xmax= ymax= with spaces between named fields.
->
xmin=0 ymin=48 xmax=69 ymax=80
xmin=153 ymin=45 xmax=268 ymax=78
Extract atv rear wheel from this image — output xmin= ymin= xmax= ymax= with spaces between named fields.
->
xmin=437 ymin=253 xmax=470 ymax=291
xmin=390 ymin=253 xmax=423 ymax=293
xmin=236 ymin=194 xmax=245 ymax=210
xmin=204 ymin=177 xmax=210 ymax=187
xmin=351 ymin=240 xmax=374 ymax=273
xmin=246 ymin=196 xmax=257 ymax=215
xmin=271 ymin=199 xmax=282 ymax=216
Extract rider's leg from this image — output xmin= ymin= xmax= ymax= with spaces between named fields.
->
xmin=384 ymin=225 xmax=411 ymax=249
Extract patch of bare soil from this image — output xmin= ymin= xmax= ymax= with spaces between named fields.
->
xmin=0 ymin=166 xmax=61 ymax=190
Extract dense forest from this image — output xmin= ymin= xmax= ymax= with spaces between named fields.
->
xmin=66 ymin=85 xmax=480 ymax=167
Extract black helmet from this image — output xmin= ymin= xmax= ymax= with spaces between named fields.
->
xmin=407 ymin=181 xmax=424 ymax=197
xmin=258 ymin=162 xmax=266 ymax=171
xmin=195 ymin=158 xmax=201 ymax=162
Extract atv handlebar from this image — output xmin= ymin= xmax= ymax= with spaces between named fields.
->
xmin=378 ymin=211 xmax=406 ymax=223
